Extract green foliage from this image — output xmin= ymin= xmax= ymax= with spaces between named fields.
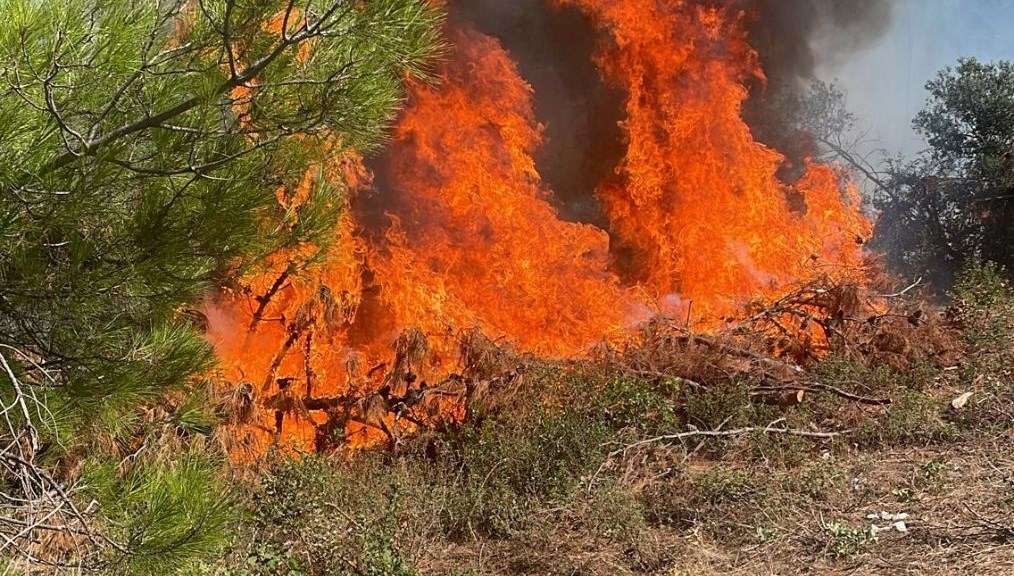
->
xmin=823 ymin=522 xmax=876 ymax=559
xmin=952 ymin=259 xmax=1013 ymax=347
xmin=855 ymin=390 xmax=955 ymax=446
xmin=229 ymin=455 xmax=420 ymax=576
xmin=915 ymin=59 xmax=1014 ymax=185
xmin=815 ymin=353 xmax=938 ymax=393
xmin=873 ymin=59 xmax=1014 ymax=286
xmin=695 ymin=468 xmax=760 ymax=506
xmin=598 ymin=377 xmax=680 ymax=433
xmin=682 ymin=381 xmax=753 ymax=430
xmin=790 ymin=458 xmax=847 ymax=503
xmin=81 ymin=451 xmax=237 ymax=576
xmin=0 ymin=0 xmax=443 ymax=570
xmin=949 ymin=259 xmax=1014 ymax=433
xmin=579 ymin=480 xmax=646 ymax=542
xmin=223 ymin=544 xmax=308 ymax=576
xmin=432 ymin=396 xmax=611 ymax=538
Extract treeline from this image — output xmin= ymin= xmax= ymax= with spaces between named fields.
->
xmin=792 ymin=60 xmax=1013 ymax=288
xmin=874 ymin=59 xmax=1014 ymax=288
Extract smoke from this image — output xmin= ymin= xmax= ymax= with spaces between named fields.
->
xmin=368 ymin=0 xmax=894 ymax=225
xmin=744 ymin=0 xmax=893 ymax=90
xmin=444 ymin=0 xmax=895 ymax=200
xmin=739 ymin=0 xmax=895 ymax=172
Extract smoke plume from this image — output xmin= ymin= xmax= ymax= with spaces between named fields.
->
xmin=741 ymin=0 xmax=895 ymax=170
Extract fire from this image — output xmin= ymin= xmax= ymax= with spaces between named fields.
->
xmin=557 ymin=0 xmax=870 ymax=322
xmin=366 ymin=25 xmax=638 ymax=358
xmin=206 ymin=1 xmax=872 ymax=457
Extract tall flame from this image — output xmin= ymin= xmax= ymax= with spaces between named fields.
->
xmin=557 ymin=0 xmax=870 ymax=321
xmin=207 ymin=0 xmax=872 ymax=456
xmin=366 ymin=25 xmax=638 ymax=359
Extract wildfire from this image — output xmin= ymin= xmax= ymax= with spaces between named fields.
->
xmin=205 ymin=0 xmax=872 ymax=458
xmin=558 ymin=0 xmax=870 ymax=321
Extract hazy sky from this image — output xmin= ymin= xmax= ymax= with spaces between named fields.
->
xmin=820 ymin=0 xmax=1014 ymax=156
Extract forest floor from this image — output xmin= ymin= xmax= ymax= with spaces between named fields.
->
xmin=205 ymin=264 xmax=1013 ymax=576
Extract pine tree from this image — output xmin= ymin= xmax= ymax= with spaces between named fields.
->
xmin=0 ymin=0 xmax=443 ymax=572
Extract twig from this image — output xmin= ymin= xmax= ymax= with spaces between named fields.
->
xmin=618 ymin=425 xmax=847 ymax=453
xmin=682 ymin=415 xmax=733 ymax=465
xmin=880 ymin=277 xmax=923 ymax=298
xmin=751 ymin=382 xmax=892 ymax=406
xmin=248 ymin=267 xmax=293 ymax=333
xmin=588 ymin=422 xmax=849 ymax=491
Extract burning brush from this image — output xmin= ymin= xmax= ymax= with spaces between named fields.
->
xmin=205 ymin=0 xmax=891 ymax=459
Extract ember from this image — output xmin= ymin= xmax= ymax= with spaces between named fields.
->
xmin=206 ymin=0 xmax=873 ymax=458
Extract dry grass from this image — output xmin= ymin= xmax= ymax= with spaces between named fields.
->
xmin=203 ymin=264 xmax=1013 ymax=576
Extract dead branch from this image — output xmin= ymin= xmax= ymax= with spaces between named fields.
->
xmin=670 ymin=328 xmax=805 ymax=373
xmin=751 ymin=381 xmax=892 ymax=406
xmin=616 ymin=423 xmax=849 ymax=452
xmin=248 ymin=266 xmax=293 ymax=333
xmin=880 ymin=276 xmax=924 ymax=298
xmin=588 ymin=421 xmax=850 ymax=491
xmin=0 ymin=350 xmax=127 ymax=570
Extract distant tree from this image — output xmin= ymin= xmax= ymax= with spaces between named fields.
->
xmin=788 ymin=62 xmax=1013 ymax=288
xmin=873 ymin=59 xmax=1014 ymax=286
xmin=0 ymin=0 xmax=442 ymax=572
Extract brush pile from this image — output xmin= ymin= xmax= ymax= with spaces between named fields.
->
xmin=215 ymin=270 xmax=965 ymax=457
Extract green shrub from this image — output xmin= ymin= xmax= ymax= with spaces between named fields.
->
xmin=856 ymin=390 xmax=955 ymax=446
xmin=597 ymin=377 xmax=680 ymax=434
xmin=82 ymin=451 xmax=236 ymax=576
xmin=230 ymin=455 xmax=424 ymax=576
xmin=824 ymin=522 xmax=876 ymax=559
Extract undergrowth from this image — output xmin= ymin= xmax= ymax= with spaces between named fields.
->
xmin=202 ymin=260 xmax=1014 ymax=576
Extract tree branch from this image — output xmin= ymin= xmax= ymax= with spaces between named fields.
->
xmin=40 ymin=6 xmax=336 ymax=176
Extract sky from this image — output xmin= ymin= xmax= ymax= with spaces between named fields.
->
xmin=820 ymin=0 xmax=1014 ymax=156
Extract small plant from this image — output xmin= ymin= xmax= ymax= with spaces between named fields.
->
xmin=892 ymin=486 xmax=917 ymax=503
xmin=916 ymin=458 xmax=950 ymax=490
xmin=599 ymin=377 xmax=680 ymax=433
xmin=683 ymin=381 xmax=752 ymax=430
xmin=856 ymin=390 xmax=955 ymax=446
xmin=788 ymin=458 xmax=846 ymax=503
xmin=824 ymin=522 xmax=877 ymax=559
xmin=696 ymin=468 xmax=759 ymax=505
xmin=218 ymin=544 xmax=307 ymax=576
xmin=754 ymin=526 xmax=781 ymax=543
xmin=581 ymin=481 xmax=646 ymax=542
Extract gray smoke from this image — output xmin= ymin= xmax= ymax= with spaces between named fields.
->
xmin=740 ymin=0 xmax=895 ymax=172
xmin=745 ymin=0 xmax=893 ymax=90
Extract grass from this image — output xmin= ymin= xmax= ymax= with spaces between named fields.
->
xmin=197 ymin=261 xmax=1014 ymax=576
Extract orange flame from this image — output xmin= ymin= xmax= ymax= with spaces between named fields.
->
xmin=206 ymin=1 xmax=872 ymax=457
xmin=557 ymin=0 xmax=870 ymax=322
xmin=367 ymin=25 xmax=639 ymax=359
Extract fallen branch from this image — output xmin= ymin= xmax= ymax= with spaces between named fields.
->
xmin=247 ymin=267 xmax=293 ymax=333
xmin=671 ymin=328 xmax=804 ymax=373
xmin=589 ymin=421 xmax=850 ymax=491
xmin=880 ymin=276 xmax=923 ymax=298
xmin=617 ymin=423 xmax=848 ymax=454
xmin=751 ymin=382 xmax=892 ymax=406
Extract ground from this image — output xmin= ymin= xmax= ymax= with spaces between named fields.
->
xmin=203 ymin=262 xmax=1013 ymax=576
